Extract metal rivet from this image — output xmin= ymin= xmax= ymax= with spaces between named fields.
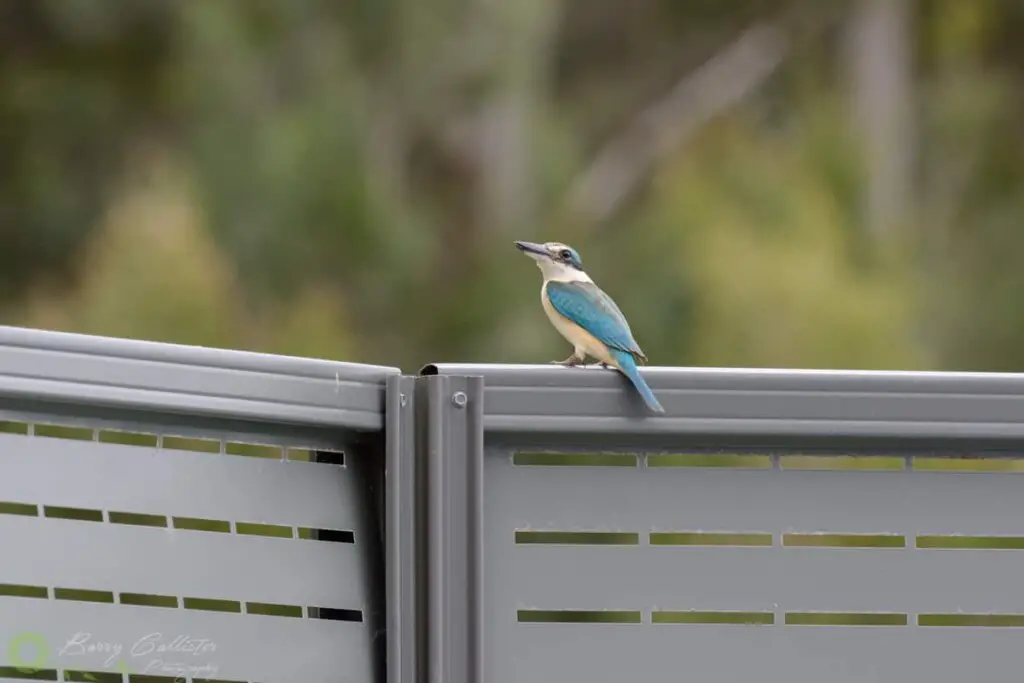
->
xmin=452 ymin=392 xmax=468 ymax=408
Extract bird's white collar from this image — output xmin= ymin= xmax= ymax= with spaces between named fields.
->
xmin=536 ymin=259 xmax=593 ymax=283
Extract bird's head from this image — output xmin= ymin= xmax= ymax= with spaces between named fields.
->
xmin=514 ymin=240 xmax=589 ymax=281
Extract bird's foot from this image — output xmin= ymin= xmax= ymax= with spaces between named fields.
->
xmin=550 ymin=354 xmax=585 ymax=367
xmin=599 ymin=362 xmax=610 ymax=369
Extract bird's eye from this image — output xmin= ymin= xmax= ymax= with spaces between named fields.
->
xmin=560 ymin=249 xmax=572 ymax=260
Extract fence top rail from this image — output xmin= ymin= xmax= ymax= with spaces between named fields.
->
xmin=421 ymin=363 xmax=1024 ymax=449
xmin=0 ymin=325 xmax=400 ymax=432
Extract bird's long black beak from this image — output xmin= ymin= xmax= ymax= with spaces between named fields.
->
xmin=514 ymin=240 xmax=547 ymax=257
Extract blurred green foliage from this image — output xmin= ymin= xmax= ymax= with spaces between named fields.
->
xmin=3 ymin=0 xmax=1024 ymax=372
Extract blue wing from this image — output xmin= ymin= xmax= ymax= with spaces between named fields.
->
xmin=545 ymin=280 xmax=648 ymax=362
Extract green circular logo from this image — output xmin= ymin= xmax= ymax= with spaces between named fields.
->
xmin=8 ymin=631 xmax=49 ymax=671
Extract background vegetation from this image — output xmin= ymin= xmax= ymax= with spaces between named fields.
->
xmin=3 ymin=0 xmax=1023 ymax=373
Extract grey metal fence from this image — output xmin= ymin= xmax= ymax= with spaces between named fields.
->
xmin=4 ymin=326 xmax=1024 ymax=683
xmin=0 ymin=327 xmax=399 ymax=683
xmin=417 ymin=363 xmax=1024 ymax=683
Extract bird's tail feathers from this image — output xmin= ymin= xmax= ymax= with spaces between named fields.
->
xmin=611 ymin=350 xmax=664 ymax=414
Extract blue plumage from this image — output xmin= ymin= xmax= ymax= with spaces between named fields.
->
xmin=545 ymin=281 xmax=646 ymax=360
xmin=608 ymin=349 xmax=664 ymax=414
xmin=545 ymin=280 xmax=664 ymax=413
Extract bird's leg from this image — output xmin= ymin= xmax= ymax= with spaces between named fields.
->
xmin=551 ymin=350 xmax=586 ymax=367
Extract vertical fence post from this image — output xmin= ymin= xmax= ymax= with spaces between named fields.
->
xmin=416 ymin=373 xmax=485 ymax=683
xmin=339 ymin=434 xmax=388 ymax=683
xmin=386 ymin=375 xmax=421 ymax=683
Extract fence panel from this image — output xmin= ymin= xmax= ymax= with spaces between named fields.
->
xmin=0 ymin=327 xmax=399 ymax=683
xmin=9 ymin=329 xmax=1024 ymax=683
xmin=422 ymin=363 xmax=1024 ymax=683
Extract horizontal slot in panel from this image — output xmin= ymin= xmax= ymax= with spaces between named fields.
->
xmin=0 ymin=433 xmax=358 ymax=530
xmin=0 ymin=516 xmax=365 ymax=609
xmin=491 ymin=453 xmax=1024 ymax=535
xmin=486 ymin=623 xmax=1023 ymax=683
xmin=490 ymin=542 xmax=1024 ymax=613
xmin=0 ymin=597 xmax=371 ymax=683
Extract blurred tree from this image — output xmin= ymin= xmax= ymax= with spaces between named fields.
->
xmin=17 ymin=154 xmax=245 ymax=347
xmin=844 ymin=0 xmax=914 ymax=238
xmin=0 ymin=0 xmax=179 ymax=302
xmin=17 ymin=152 xmax=359 ymax=360
xmin=3 ymin=0 xmax=1024 ymax=375
xmin=621 ymin=118 xmax=929 ymax=370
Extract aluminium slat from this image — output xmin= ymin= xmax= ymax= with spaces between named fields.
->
xmin=488 ymin=454 xmax=1024 ymax=535
xmin=0 ymin=325 xmax=398 ymax=432
xmin=424 ymin=363 xmax=1024 ymax=445
xmin=488 ymin=624 xmax=1020 ymax=683
xmin=0 ymin=433 xmax=361 ymax=530
xmin=494 ymin=543 xmax=1024 ymax=613
xmin=0 ymin=515 xmax=367 ymax=609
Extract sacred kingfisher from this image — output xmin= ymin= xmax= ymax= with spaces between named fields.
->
xmin=515 ymin=240 xmax=665 ymax=414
